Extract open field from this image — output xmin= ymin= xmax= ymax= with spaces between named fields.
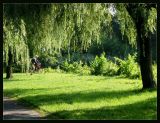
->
xmin=3 ymin=72 xmax=157 ymax=120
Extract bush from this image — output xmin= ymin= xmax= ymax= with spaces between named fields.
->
xmin=90 ymin=52 xmax=118 ymax=76
xmin=73 ymin=61 xmax=83 ymax=73
xmin=62 ymin=59 xmax=83 ymax=73
xmin=103 ymin=60 xmax=119 ymax=76
xmin=90 ymin=52 xmax=107 ymax=75
xmin=114 ymin=53 xmax=141 ymax=79
xmin=56 ymin=65 xmax=62 ymax=73
xmin=44 ymin=67 xmax=55 ymax=73
xmin=80 ymin=64 xmax=91 ymax=75
xmin=63 ymin=59 xmax=70 ymax=72
xmin=61 ymin=59 xmax=91 ymax=75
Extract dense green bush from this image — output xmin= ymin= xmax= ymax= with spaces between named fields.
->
xmin=61 ymin=59 xmax=91 ymax=75
xmin=29 ymin=50 xmax=155 ymax=80
xmin=63 ymin=59 xmax=69 ymax=72
xmin=90 ymin=52 xmax=107 ymax=75
xmin=43 ymin=67 xmax=55 ymax=73
xmin=62 ymin=60 xmax=83 ymax=73
xmin=90 ymin=52 xmax=118 ymax=76
xmin=79 ymin=64 xmax=91 ymax=75
xmin=114 ymin=53 xmax=141 ymax=79
xmin=103 ymin=60 xmax=119 ymax=76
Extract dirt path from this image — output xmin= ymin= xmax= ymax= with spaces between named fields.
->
xmin=3 ymin=97 xmax=46 ymax=120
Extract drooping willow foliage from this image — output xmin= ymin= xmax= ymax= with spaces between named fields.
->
xmin=114 ymin=4 xmax=138 ymax=47
xmin=3 ymin=5 xmax=30 ymax=72
xmin=46 ymin=3 xmax=112 ymax=54
xmin=115 ymin=3 xmax=157 ymax=47
xmin=3 ymin=3 xmax=156 ymax=73
xmin=24 ymin=3 xmax=112 ymax=56
xmin=3 ymin=3 xmax=112 ymax=72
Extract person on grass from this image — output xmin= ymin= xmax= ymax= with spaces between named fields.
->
xmin=30 ymin=55 xmax=41 ymax=74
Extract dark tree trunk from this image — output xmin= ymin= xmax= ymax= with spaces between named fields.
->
xmin=6 ymin=48 xmax=13 ymax=79
xmin=126 ymin=5 xmax=157 ymax=89
xmin=136 ymin=11 xmax=156 ymax=89
xmin=139 ymin=32 xmax=156 ymax=88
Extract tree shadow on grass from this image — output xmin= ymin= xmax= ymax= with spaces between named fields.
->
xmin=3 ymin=87 xmax=157 ymax=120
xmin=4 ymin=87 xmax=156 ymax=107
xmin=3 ymin=78 xmax=34 ymax=82
xmin=3 ymin=78 xmax=24 ymax=82
xmin=45 ymin=97 xmax=157 ymax=120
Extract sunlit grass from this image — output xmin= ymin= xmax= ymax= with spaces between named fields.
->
xmin=3 ymin=72 xmax=157 ymax=120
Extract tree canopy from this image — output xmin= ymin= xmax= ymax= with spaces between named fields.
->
xmin=3 ymin=3 xmax=112 ymax=71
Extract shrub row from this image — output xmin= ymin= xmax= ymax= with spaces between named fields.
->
xmin=59 ymin=52 xmax=142 ymax=79
xmin=62 ymin=60 xmax=91 ymax=75
xmin=10 ymin=51 xmax=157 ymax=80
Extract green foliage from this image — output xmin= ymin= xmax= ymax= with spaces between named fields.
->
xmin=4 ymin=3 xmax=112 ymax=55
xmin=3 ymin=5 xmax=31 ymax=73
xmin=114 ymin=53 xmax=141 ymax=79
xmin=115 ymin=3 xmax=137 ymax=47
xmin=90 ymin=52 xmax=118 ymax=76
xmin=63 ymin=59 xmax=70 ymax=72
xmin=68 ymin=53 xmax=95 ymax=65
xmin=103 ymin=60 xmax=119 ymax=76
xmin=3 ymin=15 xmax=30 ymax=72
xmin=152 ymin=62 xmax=157 ymax=82
xmin=60 ymin=52 xmax=155 ymax=80
xmin=55 ymin=65 xmax=62 ymax=73
xmin=62 ymin=59 xmax=90 ymax=75
xmin=90 ymin=52 xmax=107 ymax=75
xmin=62 ymin=60 xmax=82 ymax=73
xmin=115 ymin=3 xmax=157 ymax=48
xmin=88 ymin=16 xmax=137 ymax=59
xmin=73 ymin=61 xmax=83 ymax=72
xmin=146 ymin=8 xmax=157 ymax=34
xmin=3 ymin=3 xmax=112 ymax=75
xmin=44 ymin=67 xmax=55 ymax=73
xmin=38 ymin=52 xmax=60 ymax=69
xmin=79 ymin=64 xmax=91 ymax=75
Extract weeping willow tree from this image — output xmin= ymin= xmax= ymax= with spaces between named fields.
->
xmin=3 ymin=3 xmax=112 ymax=78
xmin=3 ymin=4 xmax=30 ymax=78
xmin=3 ymin=4 xmax=53 ymax=78
xmin=115 ymin=3 xmax=157 ymax=89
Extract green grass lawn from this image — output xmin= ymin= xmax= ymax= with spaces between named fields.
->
xmin=3 ymin=72 xmax=157 ymax=120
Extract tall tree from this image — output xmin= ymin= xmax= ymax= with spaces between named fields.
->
xmin=115 ymin=3 xmax=157 ymax=89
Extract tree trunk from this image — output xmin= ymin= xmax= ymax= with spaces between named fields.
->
xmin=6 ymin=48 xmax=13 ymax=79
xmin=125 ymin=4 xmax=157 ymax=89
xmin=136 ymin=13 xmax=156 ymax=89
xmin=139 ymin=32 xmax=156 ymax=88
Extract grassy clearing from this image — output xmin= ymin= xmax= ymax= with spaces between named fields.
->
xmin=3 ymin=72 xmax=157 ymax=120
